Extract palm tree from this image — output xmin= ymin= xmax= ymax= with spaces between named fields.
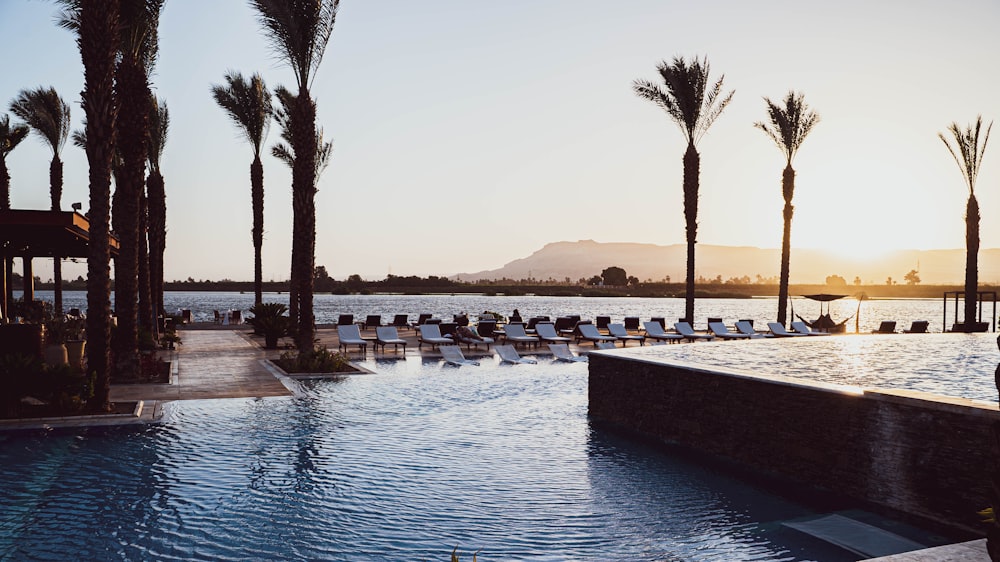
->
xmin=56 ymin=0 xmax=120 ymax=411
xmin=754 ymin=91 xmax=820 ymax=327
xmin=211 ymin=72 xmax=272 ymax=308
xmin=9 ymin=87 xmax=72 ymax=315
xmin=0 ymin=114 xmax=29 ymax=210
xmin=146 ymin=97 xmax=168 ymax=321
xmin=940 ymin=116 xmax=992 ymax=332
xmin=633 ymin=56 xmax=734 ymax=324
xmin=110 ymin=0 xmax=163 ymax=379
xmin=0 ymin=114 xmax=29 ymax=317
xmin=250 ymin=0 xmax=340 ymax=352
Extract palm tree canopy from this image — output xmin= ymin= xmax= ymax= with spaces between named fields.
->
xmin=271 ymin=85 xmax=332 ymax=178
xmin=940 ymin=116 xmax=992 ymax=194
xmin=147 ymin=96 xmax=169 ymax=169
xmin=632 ymin=55 xmax=734 ymax=146
xmin=211 ymin=71 xmax=272 ymax=156
xmin=9 ymin=87 xmax=71 ymax=156
xmin=250 ymin=0 xmax=340 ymax=89
xmin=0 ymin=114 xmax=30 ymax=156
xmin=754 ymin=91 xmax=819 ymax=164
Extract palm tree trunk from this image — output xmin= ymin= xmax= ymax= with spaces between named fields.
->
xmin=0 ymin=157 xmax=9 ymax=209
xmin=81 ymin=0 xmax=120 ymax=412
xmin=111 ymin=57 xmax=149 ymax=380
xmin=146 ymin=170 xmax=166 ymax=318
xmin=137 ymin=189 xmax=154 ymax=339
xmin=291 ymin=86 xmax=317 ymax=351
xmin=964 ymin=194 xmax=980 ymax=332
xmin=251 ymin=155 xmax=264 ymax=307
xmin=777 ymin=164 xmax=795 ymax=326
xmin=50 ymin=155 xmax=64 ymax=314
xmin=682 ymin=142 xmax=699 ymax=324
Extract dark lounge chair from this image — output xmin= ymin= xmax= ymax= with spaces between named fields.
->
xmin=623 ymin=317 xmax=641 ymax=333
xmin=362 ymin=315 xmax=382 ymax=330
xmin=872 ymin=321 xmax=897 ymax=334
xmin=336 ymin=314 xmax=354 ymax=326
xmin=903 ymin=320 xmax=929 ymax=333
xmin=595 ymin=316 xmax=611 ymax=333
xmin=392 ymin=314 xmax=410 ymax=330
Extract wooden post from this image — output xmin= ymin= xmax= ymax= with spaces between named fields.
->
xmin=22 ymin=256 xmax=33 ymax=302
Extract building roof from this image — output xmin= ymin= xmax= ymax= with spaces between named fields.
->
xmin=0 ymin=209 xmax=120 ymax=258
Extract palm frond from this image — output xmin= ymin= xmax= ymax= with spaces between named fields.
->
xmin=147 ymin=96 xmax=169 ymax=169
xmin=0 ymin=115 xmax=30 ymax=156
xmin=249 ymin=0 xmax=340 ymax=89
xmin=119 ymin=0 xmax=164 ymax=72
xmin=271 ymin=142 xmax=294 ymax=169
xmin=8 ymin=87 xmax=72 ymax=155
xmin=634 ymin=55 xmax=734 ymax=146
xmin=755 ymin=91 xmax=820 ymax=164
xmin=211 ymin=71 xmax=272 ymax=156
xmin=940 ymin=116 xmax=992 ymax=194
xmin=71 ymin=128 xmax=87 ymax=150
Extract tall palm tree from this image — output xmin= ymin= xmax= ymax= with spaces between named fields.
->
xmin=110 ymin=0 xmax=162 ymax=379
xmin=0 ymin=114 xmax=30 ymax=318
xmin=272 ymin=85 xmax=333 ymax=326
xmin=0 ymin=114 xmax=29 ymax=210
xmin=56 ymin=0 xmax=120 ymax=411
xmin=9 ymin=87 xmax=72 ymax=314
xmin=940 ymin=116 xmax=992 ymax=332
xmin=211 ymin=72 xmax=272 ymax=307
xmin=250 ymin=0 xmax=340 ymax=352
xmin=147 ymin=97 xmax=168 ymax=321
xmin=754 ymin=91 xmax=820 ymax=327
xmin=633 ymin=56 xmax=734 ymax=324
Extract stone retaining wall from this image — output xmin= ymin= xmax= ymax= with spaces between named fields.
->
xmin=588 ymin=352 xmax=1000 ymax=534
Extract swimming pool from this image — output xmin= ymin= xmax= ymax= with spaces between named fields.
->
xmin=618 ymin=333 xmax=1000 ymax=402
xmin=0 ymin=356 xmax=946 ymax=560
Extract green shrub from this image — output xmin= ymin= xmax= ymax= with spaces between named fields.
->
xmin=276 ymin=346 xmax=352 ymax=373
xmin=248 ymin=302 xmax=289 ymax=348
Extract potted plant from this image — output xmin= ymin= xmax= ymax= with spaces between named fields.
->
xmin=64 ymin=317 xmax=86 ymax=370
xmin=248 ymin=302 xmax=289 ymax=349
xmin=43 ymin=319 xmax=69 ymax=367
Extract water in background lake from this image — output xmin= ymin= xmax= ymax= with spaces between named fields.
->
xmin=18 ymin=290 xmax=979 ymax=333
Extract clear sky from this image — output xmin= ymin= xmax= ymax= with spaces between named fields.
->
xmin=1 ymin=0 xmax=998 ymax=282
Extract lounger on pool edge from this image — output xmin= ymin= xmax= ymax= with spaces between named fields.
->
xmin=495 ymin=344 xmax=537 ymax=364
xmin=549 ymin=344 xmax=586 ymax=362
xmin=418 ymin=324 xmax=454 ymax=349
xmin=502 ymin=323 xmax=541 ymax=348
xmin=734 ymin=320 xmax=771 ymax=339
xmin=375 ymin=326 xmax=407 ymax=353
xmin=790 ymin=321 xmax=832 ymax=336
xmin=577 ymin=323 xmax=618 ymax=346
xmin=607 ymin=323 xmax=645 ymax=346
xmin=337 ymin=324 xmax=368 ymax=353
xmin=767 ymin=322 xmax=809 ymax=337
xmin=643 ymin=321 xmax=684 ymax=343
xmin=708 ymin=322 xmax=752 ymax=340
xmin=674 ymin=322 xmax=714 ymax=342
xmin=440 ymin=345 xmax=479 ymax=366
xmin=534 ymin=322 xmax=572 ymax=344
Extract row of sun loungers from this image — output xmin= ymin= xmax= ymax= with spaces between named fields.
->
xmin=440 ymin=343 xmax=586 ymax=367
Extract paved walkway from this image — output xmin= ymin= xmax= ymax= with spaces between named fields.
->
xmin=111 ymin=329 xmax=291 ymax=403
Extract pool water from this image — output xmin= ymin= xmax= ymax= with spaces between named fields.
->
xmin=1 ymin=356 xmax=946 ymax=560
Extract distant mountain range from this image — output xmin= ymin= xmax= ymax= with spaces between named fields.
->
xmin=454 ymin=240 xmax=1000 ymax=285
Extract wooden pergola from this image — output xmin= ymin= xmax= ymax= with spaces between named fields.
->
xmin=0 ymin=209 xmax=120 ymax=321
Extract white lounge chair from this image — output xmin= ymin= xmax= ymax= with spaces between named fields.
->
xmin=495 ymin=344 xmax=537 ymax=364
xmin=735 ymin=320 xmax=771 ymax=339
xmin=502 ymin=323 xmax=540 ymax=348
xmin=768 ymin=322 xmax=809 ymax=337
xmin=790 ymin=321 xmax=832 ymax=336
xmin=534 ymin=322 xmax=572 ymax=344
xmin=577 ymin=323 xmax=618 ymax=346
xmin=337 ymin=324 xmax=369 ymax=353
xmin=606 ymin=323 xmax=645 ymax=346
xmin=440 ymin=345 xmax=479 ymax=366
xmin=548 ymin=343 xmax=587 ymax=362
xmin=375 ymin=326 xmax=408 ymax=352
xmin=454 ymin=328 xmax=494 ymax=350
xmin=643 ymin=321 xmax=684 ymax=343
xmin=674 ymin=321 xmax=714 ymax=341
xmin=708 ymin=321 xmax=751 ymax=340
xmin=418 ymin=324 xmax=454 ymax=349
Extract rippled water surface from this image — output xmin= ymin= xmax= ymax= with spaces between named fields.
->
xmin=623 ymin=333 xmax=1000 ymax=402
xmin=0 ymin=357 xmax=916 ymax=561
